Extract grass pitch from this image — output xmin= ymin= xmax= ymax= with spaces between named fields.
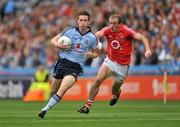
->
xmin=0 ymin=100 xmax=180 ymax=127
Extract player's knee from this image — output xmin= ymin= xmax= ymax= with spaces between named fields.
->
xmin=114 ymin=79 xmax=124 ymax=85
xmin=112 ymin=80 xmax=124 ymax=89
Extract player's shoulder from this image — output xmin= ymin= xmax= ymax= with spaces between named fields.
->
xmin=121 ymin=24 xmax=134 ymax=31
xmin=61 ymin=26 xmax=76 ymax=36
xmin=88 ymin=31 xmax=97 ymax=38
xmin=119 ymin=24 xmax=127 ymax=30
xmin=101 ymin=26 xmax=110 ymax=32
xmin=64 ymin=26 xmax=76 ymax=32
xmin=87 ymin=32 xmax=98 ymax=42
xmin=84 ymin=28 xmax=96 ymax=38
xmin=120 ymin=24 xmax=136 ymax=36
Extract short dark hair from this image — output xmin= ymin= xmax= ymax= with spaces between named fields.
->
xmin=77 ymin=10 xmax=90 ymax=20
xmin=109 ymin=14 xmax=122 ymax=23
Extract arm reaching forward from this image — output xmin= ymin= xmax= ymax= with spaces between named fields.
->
xmin=134 ymin=33 xmax=152 ymax=58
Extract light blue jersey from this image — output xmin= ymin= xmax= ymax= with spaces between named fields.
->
xmin=59 ymin=26 xmax=98 ymax=66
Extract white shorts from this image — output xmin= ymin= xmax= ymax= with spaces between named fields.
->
xmin=103 ymin=57 xmax=129 ymax=82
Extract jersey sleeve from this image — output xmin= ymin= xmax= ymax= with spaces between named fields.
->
xmin=123 ymin=25 xmax=137 ymax=38
xmin=91 ymin=35 xmax=98 ymax=50
xmin=100 ymin=26 xmax=109 ymax=36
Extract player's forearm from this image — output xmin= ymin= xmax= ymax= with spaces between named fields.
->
xmin=50 ymin=35 xmax=60 ymax=47
xmin=51 ymin=35 xmax=66 ymax=49
xmin=135 ymin=33 xmax=150 ymax=51
xmin=141 ymin=36 xmax=151 ymax=51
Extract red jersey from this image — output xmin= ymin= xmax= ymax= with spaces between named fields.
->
xmin=101 ymin=25 xmax=137 ymax=65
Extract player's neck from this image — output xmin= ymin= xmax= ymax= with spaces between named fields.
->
xmin=79 ymin=27 xmax=90 ymax=35
xmin=110 ymin=25 xmax=120 ymax=32
xmin=110 ymin=28 xmax=118 ymax=32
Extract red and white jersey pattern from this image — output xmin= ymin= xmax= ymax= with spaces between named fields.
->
xmin=101 ymin=25 xmax=137 ymax=65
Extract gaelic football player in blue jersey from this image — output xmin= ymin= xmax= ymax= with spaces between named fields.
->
xmin=38 ymin=10 xmax=99 ymax=119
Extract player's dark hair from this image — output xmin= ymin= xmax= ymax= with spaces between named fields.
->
xmin=77 ymin=10 xmax=90 ymax=20
xmin=110 ymin=14 xmax=122 ymax=23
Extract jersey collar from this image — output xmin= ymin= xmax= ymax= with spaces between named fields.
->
xmin=75 ymin=27 xmax=92 ymax=36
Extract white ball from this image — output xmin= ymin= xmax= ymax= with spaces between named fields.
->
xmin=58 ymin=36 xmax=72 ymax=46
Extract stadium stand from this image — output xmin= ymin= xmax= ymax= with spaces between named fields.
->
xmin=0 ymin=0 xmax=179 ymax=72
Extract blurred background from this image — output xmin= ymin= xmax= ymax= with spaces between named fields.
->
xmin=0 ymin=0 xmax=179 ymax=100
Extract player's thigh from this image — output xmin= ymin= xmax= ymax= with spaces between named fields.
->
xmin=61 ymin=75 xmax=76 ymax=88
xmin=57 ymin=75 xmax=76 ymax=97
xmin=96 ymin=64 xmax=113 ymax=81
xmin=51 ymin=77 xmax=62 ymax=94
xmin=112 ymin=64 xmax=129 ymax=83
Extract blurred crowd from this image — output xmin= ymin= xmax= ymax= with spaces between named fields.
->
xmin=0 ymin=0 xmax=179 ymax=68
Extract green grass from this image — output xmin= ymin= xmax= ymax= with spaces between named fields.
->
xmin=0 ymin=100 xmax=180 ymax=127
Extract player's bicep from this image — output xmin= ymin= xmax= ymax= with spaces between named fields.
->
xmin=134 ymin=33 xmax=144 ymax=41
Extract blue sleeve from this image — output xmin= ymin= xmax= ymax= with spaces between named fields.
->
xmin=91 ymin=34 xmax=98 ymax=50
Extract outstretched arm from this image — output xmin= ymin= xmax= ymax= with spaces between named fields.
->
xmin=134 ymin=33 xmax=152 ymax=58
xmin=95 ymin=30 xmax=104 ymax=51
xmin=95 ymin=30 xmax=104 ymax=39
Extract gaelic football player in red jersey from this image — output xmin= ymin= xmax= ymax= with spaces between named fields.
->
xmin=78 ymin=14 xmax=152 ymax=114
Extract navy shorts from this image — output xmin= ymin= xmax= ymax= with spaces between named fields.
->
xmin=53 ymin=58 xmax=83 ymax=80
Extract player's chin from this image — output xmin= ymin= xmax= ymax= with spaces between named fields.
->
xmin=81 ymin=26 xmax=88 ymax=30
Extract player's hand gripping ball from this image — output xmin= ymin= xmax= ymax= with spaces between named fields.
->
xmin=58 ymin=36 xmax=72 ymax=50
